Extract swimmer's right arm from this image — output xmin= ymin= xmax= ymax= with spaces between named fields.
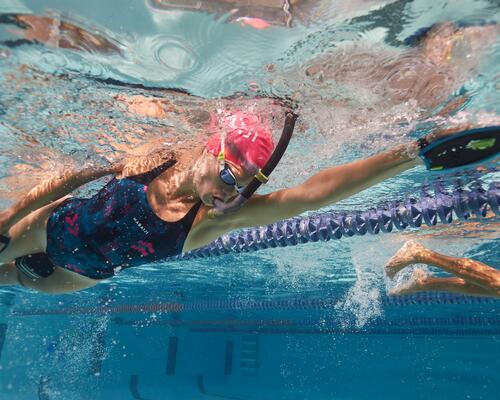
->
xmin=0 ymin=163 xmax=124 ymax=234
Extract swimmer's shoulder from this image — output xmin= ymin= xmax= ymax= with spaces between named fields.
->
xmin=184 ymin=193 xmax=268 ymax=252
xmin=116 ymin=148 xmax=177 ymax=179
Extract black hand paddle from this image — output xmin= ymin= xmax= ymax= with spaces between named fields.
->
xmin=419 ymin=126 xmax=499 ymax=170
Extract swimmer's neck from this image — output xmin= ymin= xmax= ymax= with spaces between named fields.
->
xmin=150 ymin=149 xmax=202 ymax=205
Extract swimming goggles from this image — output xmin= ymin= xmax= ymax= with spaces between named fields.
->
xmin=217 ymin=135 xmax=243 ymax=192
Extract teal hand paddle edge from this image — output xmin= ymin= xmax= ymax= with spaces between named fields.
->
xmin=419 ymin=125 xmax=500 ymax=171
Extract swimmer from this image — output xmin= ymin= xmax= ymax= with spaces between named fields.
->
xmin=385 ymin=240 xmax=500 ymax=298
xmin=0 ymin=112 xmax=465 ymax=294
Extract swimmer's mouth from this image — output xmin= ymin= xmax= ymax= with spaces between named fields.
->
xmin=212 ymin=196 xmax=224 ymax=205
xmin=208 ymin=196 xmax=223 ymax=207
xmin=212 ymin=193 xmax=239 ymax=206
xmin=212 ymin=195 xmax=237 ymax=208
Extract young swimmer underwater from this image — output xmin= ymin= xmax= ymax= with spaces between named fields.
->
xmin=0 ymin=11 xmax=498 ymax=294
xmin=0 ymin=113 xmax=480 ymax=294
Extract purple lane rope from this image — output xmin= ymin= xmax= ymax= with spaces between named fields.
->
xmin=173 ymin=181 xmax=499 ymax=260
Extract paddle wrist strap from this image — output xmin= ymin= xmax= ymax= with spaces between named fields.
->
xmin=416 ymin=136 xmax=430 ymax=150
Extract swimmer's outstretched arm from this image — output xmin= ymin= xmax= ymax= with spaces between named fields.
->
xmin=239 ymin=141 xmax=420 ymax=224
xmin=0 ymin=163 xmax=123 ymax=234
xmin=225 ymin=125 xmax=468 ymax=231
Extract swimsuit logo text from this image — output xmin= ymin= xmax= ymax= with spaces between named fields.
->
xmin=133 ymin=217 xmax=150 ymax=235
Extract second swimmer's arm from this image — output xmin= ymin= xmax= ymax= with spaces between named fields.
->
xmin=0 ymin=164 xmax=122 ymax=233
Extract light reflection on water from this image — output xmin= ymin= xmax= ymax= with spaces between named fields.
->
xmin=0 ymin=0 xmax=498 ymax=302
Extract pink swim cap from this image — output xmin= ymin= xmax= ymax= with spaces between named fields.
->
xmin=206 ymin=110 xmax=275 ymax=171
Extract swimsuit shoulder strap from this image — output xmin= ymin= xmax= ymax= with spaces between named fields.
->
xmin=127 ymin=158 xmax=177 ymax=185
xmin=181 ymin=200 xmax=203 ymax=233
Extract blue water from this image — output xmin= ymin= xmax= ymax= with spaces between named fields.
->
xmin=0 ymin=0 xmax=499 ymax=399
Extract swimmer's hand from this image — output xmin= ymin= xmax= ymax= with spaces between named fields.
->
xmin=423 ymin=123 xmax=473 ymax=144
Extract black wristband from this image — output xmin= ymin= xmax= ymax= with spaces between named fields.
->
xmin=416 ymin=137 xmax=430 ymax=150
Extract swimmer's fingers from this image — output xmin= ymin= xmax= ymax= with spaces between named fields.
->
xmin=425 ymin=123 xmax=473 ymax=143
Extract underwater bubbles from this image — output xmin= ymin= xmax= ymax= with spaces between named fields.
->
xmin=334 ymin=270 xmax=383 ymax=329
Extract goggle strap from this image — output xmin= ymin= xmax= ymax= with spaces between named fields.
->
xmin=220 ymin=131 xmax=226 ymax=157
xmin=254 ymin=169 xmax=269 ymax=184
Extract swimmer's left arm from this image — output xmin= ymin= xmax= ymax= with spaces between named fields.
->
xmin=0 ymin=164 xmax=123 ymax=234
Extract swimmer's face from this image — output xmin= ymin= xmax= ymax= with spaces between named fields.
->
xmin=194 ymin=150 xmax=253 ymax=207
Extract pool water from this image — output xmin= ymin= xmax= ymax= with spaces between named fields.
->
xmin=0 ymin=0 xmax=499 ymax=399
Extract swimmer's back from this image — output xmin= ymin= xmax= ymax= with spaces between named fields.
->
xmin=45 ymin=156 xmax=201 ymax=279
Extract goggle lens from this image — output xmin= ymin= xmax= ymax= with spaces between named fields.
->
xmin=219 ymin=165 xmax=244 ymax=192
xmin=219 ymin=166 xmax=237 ymax=186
